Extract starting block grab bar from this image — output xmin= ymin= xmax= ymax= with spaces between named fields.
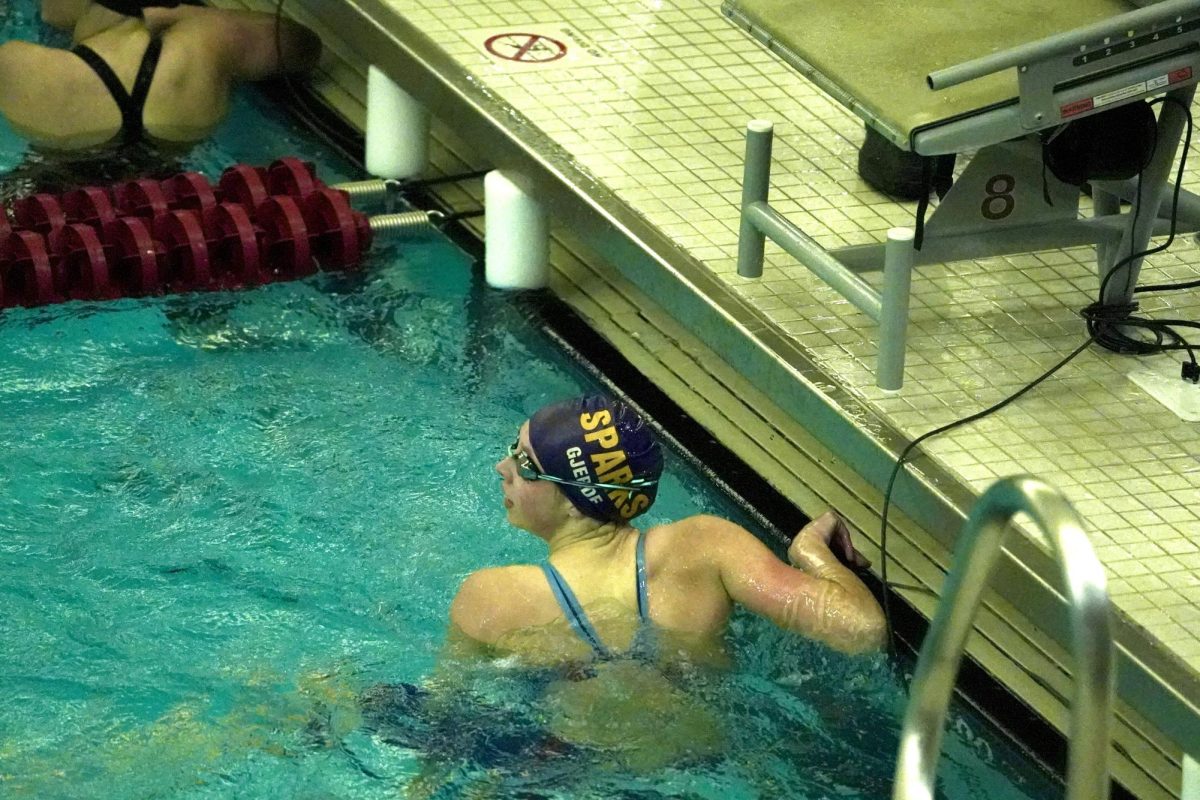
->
xmin=738 ymin=120 xmax=915 ymax=391
xmin=929 ymin=0 xmax=1200 ymax=91
xmin=926 ymin=0 xmax=1200 ymax=139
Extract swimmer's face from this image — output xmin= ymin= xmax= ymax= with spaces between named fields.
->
xmin=495 ymin=421 xmax=570 ymax=537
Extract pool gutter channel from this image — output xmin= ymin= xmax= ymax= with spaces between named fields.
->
xmin=221 ymin=1 xmax=1198 ymax=797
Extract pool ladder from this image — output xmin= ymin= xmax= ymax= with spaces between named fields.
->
xmin=892 ymin=476 xmax=1114 ymax=800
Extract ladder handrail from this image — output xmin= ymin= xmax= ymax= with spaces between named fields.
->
xmin=892 ymin=476 xmax=1114 ymax=800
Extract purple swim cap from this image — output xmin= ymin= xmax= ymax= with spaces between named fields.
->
xmin=527 ymin=395 xmax=662 ymax=522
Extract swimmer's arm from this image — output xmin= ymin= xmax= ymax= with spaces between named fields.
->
xmin=0 ymin=42 xmax=65 ymax=140
xmin=708 ymin=515 xmax=886 ymax=654
xmin=787 ymin=512 xmax=886 ymax=652
xmin=0 ymin=41 xmax=26 ymax=88
xmin=40 ymin=0 xmax=83 ymax=30
xmin=146 ymin=7 xmax=322 ymax=78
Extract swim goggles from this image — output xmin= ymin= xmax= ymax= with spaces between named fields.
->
xmin=507 ymin=438 xmax=658 ymax=492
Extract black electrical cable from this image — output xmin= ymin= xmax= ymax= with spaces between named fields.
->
xmin=878 ymin=93 xmax=1199 ymax=674
xmin=440 ymin=208 xmax=485 ymax=224
xmin=1084 ymin=95 xmax=1197 ymax=366
xmin=877 ymin=335 xmax=1095 ymax=674
xmin=404 ymin=169 xmax=491 ymax=189
xmin=272 ymin=0 xmax=364 ymax=166
xmin=1137 ymin=276 xmax=1200 ymax=292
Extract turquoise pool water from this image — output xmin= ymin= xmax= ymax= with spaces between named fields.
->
xmin=0 ymin=4 xmax=1062 ymax=798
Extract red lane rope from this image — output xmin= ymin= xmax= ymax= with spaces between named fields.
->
xmin=0 ymin=158 xmax=372 ymax=309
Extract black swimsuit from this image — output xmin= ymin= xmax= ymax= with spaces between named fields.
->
xmin=71 ymin=37 xmax=163 ymax=145
xmin=93 ymin=0 xmax=187 ymax=16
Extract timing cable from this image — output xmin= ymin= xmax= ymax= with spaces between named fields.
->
xmin=877 ymin=335 xmax=1095 ymax=675
xmin=879 ymin=94 xmax=1200 ymax=675
xmin=1082 ymin=95 xmax=1198 ymax=375
xmin=270 ymin=1 xmax=488 ymax=224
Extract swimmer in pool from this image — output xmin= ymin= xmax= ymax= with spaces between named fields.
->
xmin=448 ymin=394 xmax=886 ymax=667
xmin=0 ymin=1 xmax=321 ymax=150
xmin=430 ymin=395 xmax=885 ymax=774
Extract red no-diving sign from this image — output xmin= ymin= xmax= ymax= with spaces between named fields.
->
xmin=484 ymin=33 xmax=568 ymax=63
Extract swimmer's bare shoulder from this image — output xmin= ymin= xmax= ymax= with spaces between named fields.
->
xmin=0 ymin=41 xmax=106 ymax=144
xmin=641 ymin=515 xmax=780 ymax=625
xmin=147 ymin=6 xmax=322 ymax=80
xmin=647 ymin=513 xmax=786 ymax=586
xmin=448 ymin=564 xmax=547 ymax=650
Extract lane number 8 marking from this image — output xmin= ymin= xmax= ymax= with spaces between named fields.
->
xmin=981 ymin=174 xmax=1015 ymax=220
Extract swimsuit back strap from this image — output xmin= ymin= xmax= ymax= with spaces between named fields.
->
xmin=93 ymin=0 xmax=185 ymax=18
xmin=72 ymin=44 xmax=133 ymax=122
xmin=540 ymin=562 xmax=610 ymax=659
xmin=127 ymin=37 xmax=163 ymax=141
xmin=635 ymin=528 xmax=650 ymax=623
xmin=72 ymin=38 xmax=162 ymax=144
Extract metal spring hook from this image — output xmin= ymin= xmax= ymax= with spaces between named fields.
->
xmin=368 ymin=209 xmax=445 ymax=236
xmin=331 ymin=178 xmax=404 ymax=204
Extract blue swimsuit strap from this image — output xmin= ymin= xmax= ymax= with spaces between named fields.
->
xmin=634 ymin=528 xmax=650 ymax=624
xmin=541 ymin=561 xmax=610 ymax=659
xmin=541 ymin=529 xmax=652 ymax=659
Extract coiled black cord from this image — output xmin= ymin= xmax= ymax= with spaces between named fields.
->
xmin=1082 ymin=95 xmax=1198 ymax=369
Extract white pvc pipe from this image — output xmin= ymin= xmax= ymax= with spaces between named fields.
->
xmin=365 ymin=65 xmax=429 ymax=180
xmin=484 ymin=170 xmax=549 ymax=289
